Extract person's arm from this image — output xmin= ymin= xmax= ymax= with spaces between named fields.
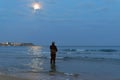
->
xmin=55 ymin=46 xmax=58 ymax=52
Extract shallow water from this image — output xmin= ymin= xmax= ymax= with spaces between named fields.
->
xmin=0 ymin=46 xmax=120 ymax=80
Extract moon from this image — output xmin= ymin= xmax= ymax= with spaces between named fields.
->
xmin=32 ymin=2 xmax=42 ymax=11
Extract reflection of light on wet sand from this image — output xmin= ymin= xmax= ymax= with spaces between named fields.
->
xmin=28 ymin=46 xmax=44 ymax=72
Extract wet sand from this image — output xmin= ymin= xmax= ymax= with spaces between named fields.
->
xmin=0 ymin=75 xmax=30 ymax=80
xmin=13 ymin=71 xmax=82 ymax=80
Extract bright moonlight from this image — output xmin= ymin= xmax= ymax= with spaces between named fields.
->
xmin=32 ymin=2 xmax=42 ymax=10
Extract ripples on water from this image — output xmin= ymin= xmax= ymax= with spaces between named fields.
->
xmin=0 ymin=46 xmax=120 ymax=80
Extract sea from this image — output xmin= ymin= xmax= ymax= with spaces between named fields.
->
xmin=0 ymin=46 xmax=120 ymax=80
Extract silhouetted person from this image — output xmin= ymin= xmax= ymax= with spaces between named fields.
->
xmin=50 ymin=42 xmax=58 ymax=64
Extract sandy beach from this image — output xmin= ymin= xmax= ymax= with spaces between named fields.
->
xmin=0 ymin=74 xmax=30 ymax=80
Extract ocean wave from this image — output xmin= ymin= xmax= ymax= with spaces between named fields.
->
xmin=99 ymin=49 xmax=117 ymax=52
xmin=28 ymin=53 xmax=120 ymax=61
xmin=62 ymin=48 xmax=118 ymax=52
xmin=57 ymin=56 xmax=120 ymax=61
xmin=63 ymin=49 xmax=77 ymax=52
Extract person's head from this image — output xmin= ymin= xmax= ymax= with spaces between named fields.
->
xmin=52 ymin=42 xmax=55 ymax=45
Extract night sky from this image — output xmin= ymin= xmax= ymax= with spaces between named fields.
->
xmin=0 ymin=0 xmax=120 ymax=46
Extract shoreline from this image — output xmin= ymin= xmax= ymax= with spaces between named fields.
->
xmin=0 ymin=69 xmax=82 ymax=80
xmin=0 ymin=74 xmax=30 ymax=80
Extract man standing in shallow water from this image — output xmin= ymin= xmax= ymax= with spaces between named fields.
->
xmin=50 ymin=42 xmax=58 ymax=64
